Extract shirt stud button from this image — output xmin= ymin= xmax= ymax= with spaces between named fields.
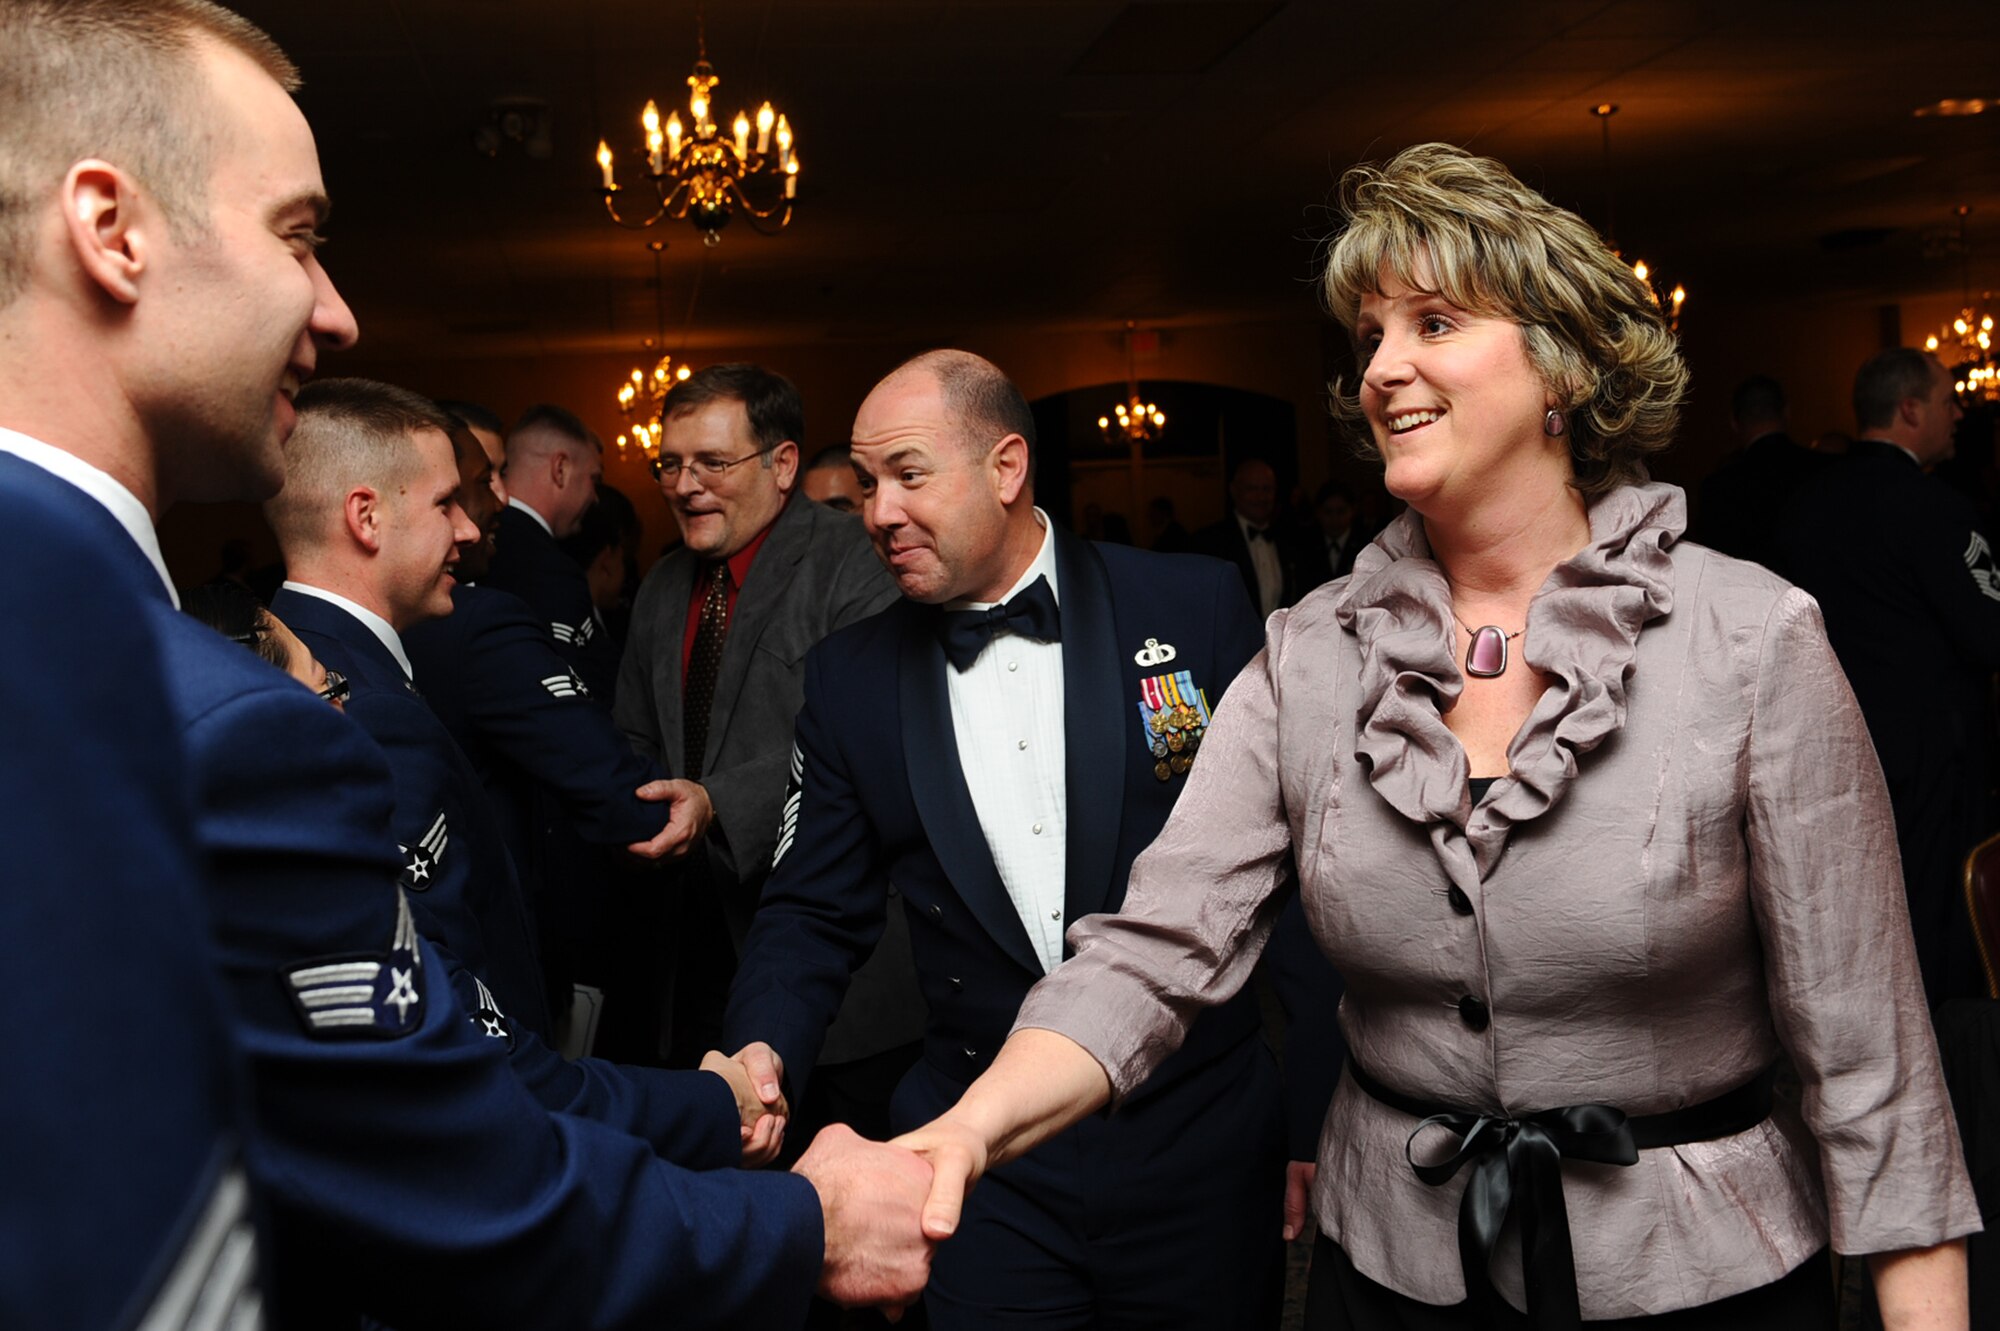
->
xmin=1458 ymin=995 xmax=1490 ymax=1031
xmin=1032 ymin=822 xmax=1042 ymax=834
xmin=1007 ymin=661 xmax=1018 ymax=672
xmin=1018 ymin=739 xmax=1028 ymax=750
xmin=1050 ymin=909 xmax=1061 ymax=921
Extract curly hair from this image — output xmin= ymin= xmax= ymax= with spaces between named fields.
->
xmin=1321 ymin=143 xmax=1688 ymax=498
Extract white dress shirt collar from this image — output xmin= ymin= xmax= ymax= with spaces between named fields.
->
xmin=0 ymin=426 xmax=178 ymax=608
xmin=946 ymin=508 xmax=1059 ymax=613
xmin=508 ymin=495 xmax=554 ymax=537
xmin=280 ymin=580 xmax=414 ymax=679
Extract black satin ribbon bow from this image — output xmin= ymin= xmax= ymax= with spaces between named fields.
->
xmin=938 ymin=575 xmax=1060 ymax=670
xmin=1350 ymin=1060 xmax=1774 ymax=1331
xmin=1406 ymin=1101 xmax=1637 ymax=1331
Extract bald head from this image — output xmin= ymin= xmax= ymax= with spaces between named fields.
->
xmin=878 ymin=350 xmax=1038 ymax=479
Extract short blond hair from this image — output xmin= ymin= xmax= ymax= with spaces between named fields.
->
xmin=1322 ymin=143 xmax=1688 ymax=498
xmin=265 ymin=379 xmax=455 ymax=558
xmin=0 ymin=0 xmax=298 ymax=307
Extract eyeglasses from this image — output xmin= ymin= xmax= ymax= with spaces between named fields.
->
xmin=651 ymin=446 xmax=775 ymax=482
xmin=317 ymin=669 xmax=350 ymax=708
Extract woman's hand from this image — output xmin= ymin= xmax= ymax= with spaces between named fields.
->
xmin=889 ymin=1119 xmax=992 ymax=1241
xmin=1282 ymin=1160 xmax=1317 ymax=1241
xmin=1870 ymin=1239 xmax=1968 ymax=1330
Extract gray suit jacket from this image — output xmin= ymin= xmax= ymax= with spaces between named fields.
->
xmin=616 ymin=496 xmax=922 ymax=1062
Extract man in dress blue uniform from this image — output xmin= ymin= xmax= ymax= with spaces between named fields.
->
xmin=0 ymin=2 xmax=932 ymax=1324
xmin=1778 ymin=347 xmax=1998 ymax=1008
xmin=488 ymin=404 xmax=623 ymax=701
xmin=406 ymin=410 xmax=696 ymax=1037
xmin=268 ymin=378 xmax=784 ymax=1161
xmin=0 ymin=449 xmax=264 ymax=1328
xmin=725 ymin=350 xmax=1293 ymax=1329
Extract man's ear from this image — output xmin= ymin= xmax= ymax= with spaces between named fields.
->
xmin=60 ymin=161 xmax=151 ymax=306
xmin=344 ymin=487 xmax=384 ymax=553
xmin=550 ymin=450 xmax=570 ymax=490
xmin=991 ymin=433 xmax=1031 ymax=506
xmin=770 ymin=440 xmax=800 ymax=493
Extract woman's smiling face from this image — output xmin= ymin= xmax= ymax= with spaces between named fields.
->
xmin=1356 ymin=268 xmax=1556 ymax=514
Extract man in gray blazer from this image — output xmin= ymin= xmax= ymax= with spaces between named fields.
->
xmin=615 ymin=364 xmax=923 ymax=1128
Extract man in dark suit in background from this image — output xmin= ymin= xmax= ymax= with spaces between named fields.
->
xmin=1779 ymin=347 xmax=1997 ymax=1009
xmin=1693 ymin=375 xmax=1825 ymax=573
xmin=489 ymin=404 xmax=622 ymax=701
xmin=409 ymin=410 xmax=680 ymax=1033
xmin=0 ymin=3 xmax=929 ymax=1324
xmin=725 ymin=350 xmax=1294 ymax=1329
xmin=1192 ymin=456 xmax=1319 ymax=617
xmin=615 ymin=364 xmax=923 ymax=1094
xmin=803 ymin=442 xmax=866 ymax=513
xmin=1310 ymin=479 xmax=1366 ymax=585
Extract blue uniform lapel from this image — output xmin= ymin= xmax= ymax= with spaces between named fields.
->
xmin=897 ymin=613 xmax=1045 ymax=976
xmin=1054 ymin=530 xmax=1126 ymax=933
xmin=271 ymin=589 xmax=409 ymax=694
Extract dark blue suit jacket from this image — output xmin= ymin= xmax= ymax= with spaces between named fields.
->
xmin=725 ymin=529 xmax=1271 ymax=1111
xmin=274 ymin=586 xmax=555 ymax=1038
xmin=149 ymin=573 xmax=822 ymax=1327
xmin=405 ymin=581 xmax=664 ymax=1009
xmin=487 ymin=504 xmax=622 ymax=703
xmin=406 ymin=581 xmax=663 ymax=851
xmin=0 ymin=453 xmax=259 ymax=1329
xmin=275 ymin=587 xmax=739 ymax=1162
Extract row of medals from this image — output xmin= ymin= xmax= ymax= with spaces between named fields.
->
xmin=1148 ymin=703 xmax=1204 ymax=781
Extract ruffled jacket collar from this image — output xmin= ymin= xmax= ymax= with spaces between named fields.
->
xmin=1331 ymin=482 xmax=1683 ymax=877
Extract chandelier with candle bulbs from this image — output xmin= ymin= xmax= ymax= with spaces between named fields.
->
xmin=613 ymin=242 xmax=698 ymax=467
xmin=1591 ymin=105 xmax=1687 ymax=334
xmin=1099 ymin=323 xmax=1167 ymax=446
xmin=595 ymin=21 xmax=797 ymax=247
xmin=1923 ymin=206 xmax=2000 ymax=403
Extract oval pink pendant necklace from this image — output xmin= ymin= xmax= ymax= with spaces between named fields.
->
xmin=1452 ymin=612 xmax=1522 ymax=678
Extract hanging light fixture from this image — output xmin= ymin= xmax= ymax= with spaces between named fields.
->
xmin=1098 ymin=323 xmax=1167 ymax=446
xmin=1923 ymin=205 xmax=1999 ymax=402
xmin=1592 ymin=104 xmax=1687 ymax=333
xmin=595 ymin=12 xmax=797 ymax=247
xmin=613 ymin=241 xmax=698 ymax=468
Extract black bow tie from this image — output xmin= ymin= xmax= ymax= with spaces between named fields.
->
xmin=938 ymin=576 xmax=1060 ymax=670
xmin=1244 ymin=525 xmax=1273 ymax=542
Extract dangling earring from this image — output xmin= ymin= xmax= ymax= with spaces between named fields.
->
xmin=1543 ymin=408 xmax=1566 ymax=437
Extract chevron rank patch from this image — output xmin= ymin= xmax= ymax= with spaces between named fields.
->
xmin=540 ymin=666 xmax=590 ymax=700
xmin=772 ymin=740 xmax=803 ymax=869
xmin=469 ymin=975 xmax=515 ymax=1050
xmin=283 ymin=887 xmax=424 ymax=1039
xmin=550 ymin=616 xmax=596 ymax=648
xmin=398 ymin=809 xmax=448 ymax=891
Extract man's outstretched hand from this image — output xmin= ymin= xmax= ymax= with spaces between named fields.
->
xmin=627 ymin=778 xmax=715 ymax=860
xmin=792 ymin=1124 xmax=936 ymax=1317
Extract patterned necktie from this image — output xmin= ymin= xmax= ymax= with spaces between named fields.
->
xmin=683 ymin=562 xmax=730 ymax=780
